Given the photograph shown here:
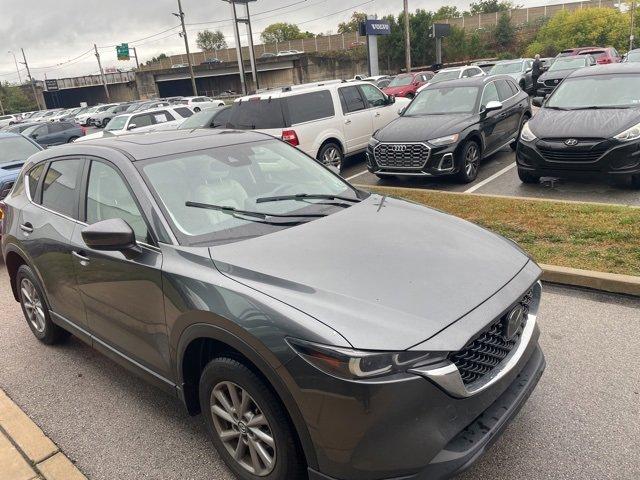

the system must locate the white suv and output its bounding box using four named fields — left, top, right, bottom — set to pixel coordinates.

left=0, top=114, right=21, bottom=128
left=417, top=66, right=485, bottom=92
left=178, top=96, right=226, bottom=112
left=229, top=80, right=411, bottom=170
